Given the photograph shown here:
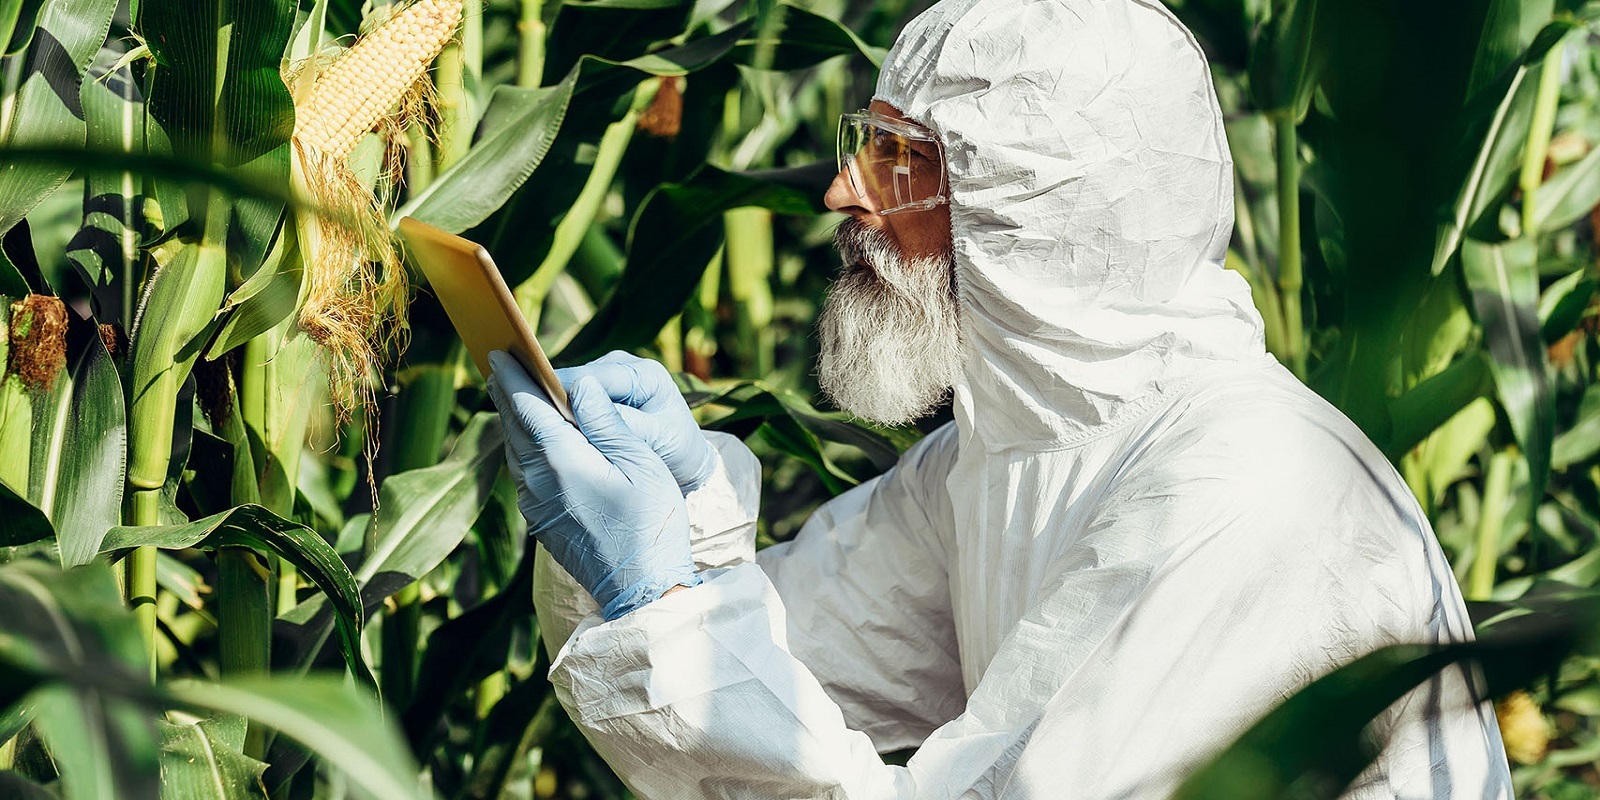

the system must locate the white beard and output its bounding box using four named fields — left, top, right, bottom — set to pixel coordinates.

left=817, top=220, right=963, bottom=426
